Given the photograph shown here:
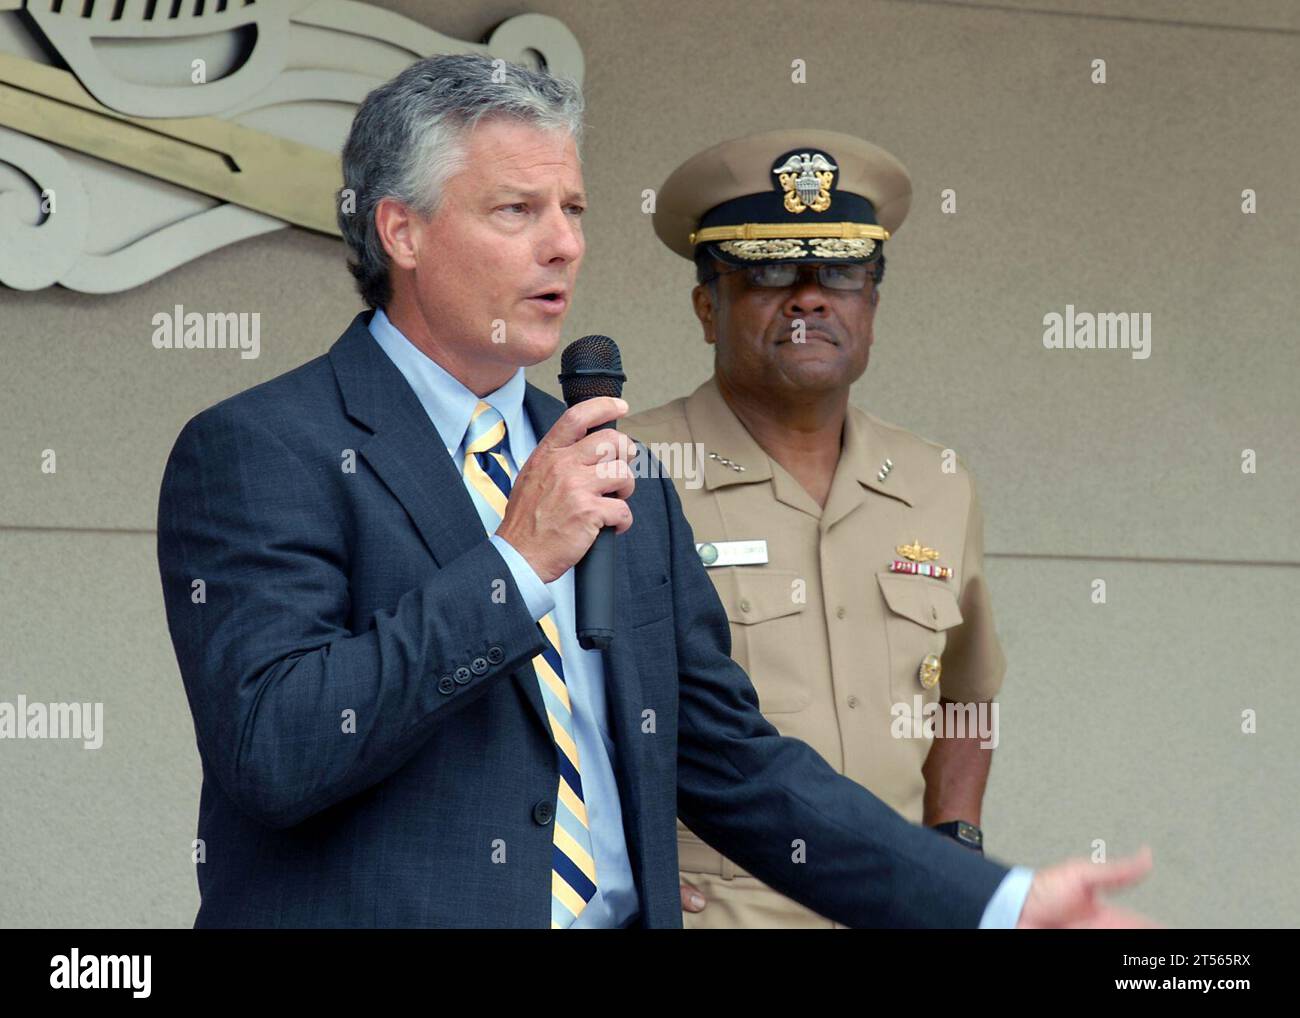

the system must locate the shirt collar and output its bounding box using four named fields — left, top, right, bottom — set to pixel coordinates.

left=367, top=306, right=530, bottom=465
left=683, top=375, right=773, bottom=489
left=684, top=373, right=912, bottom=508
